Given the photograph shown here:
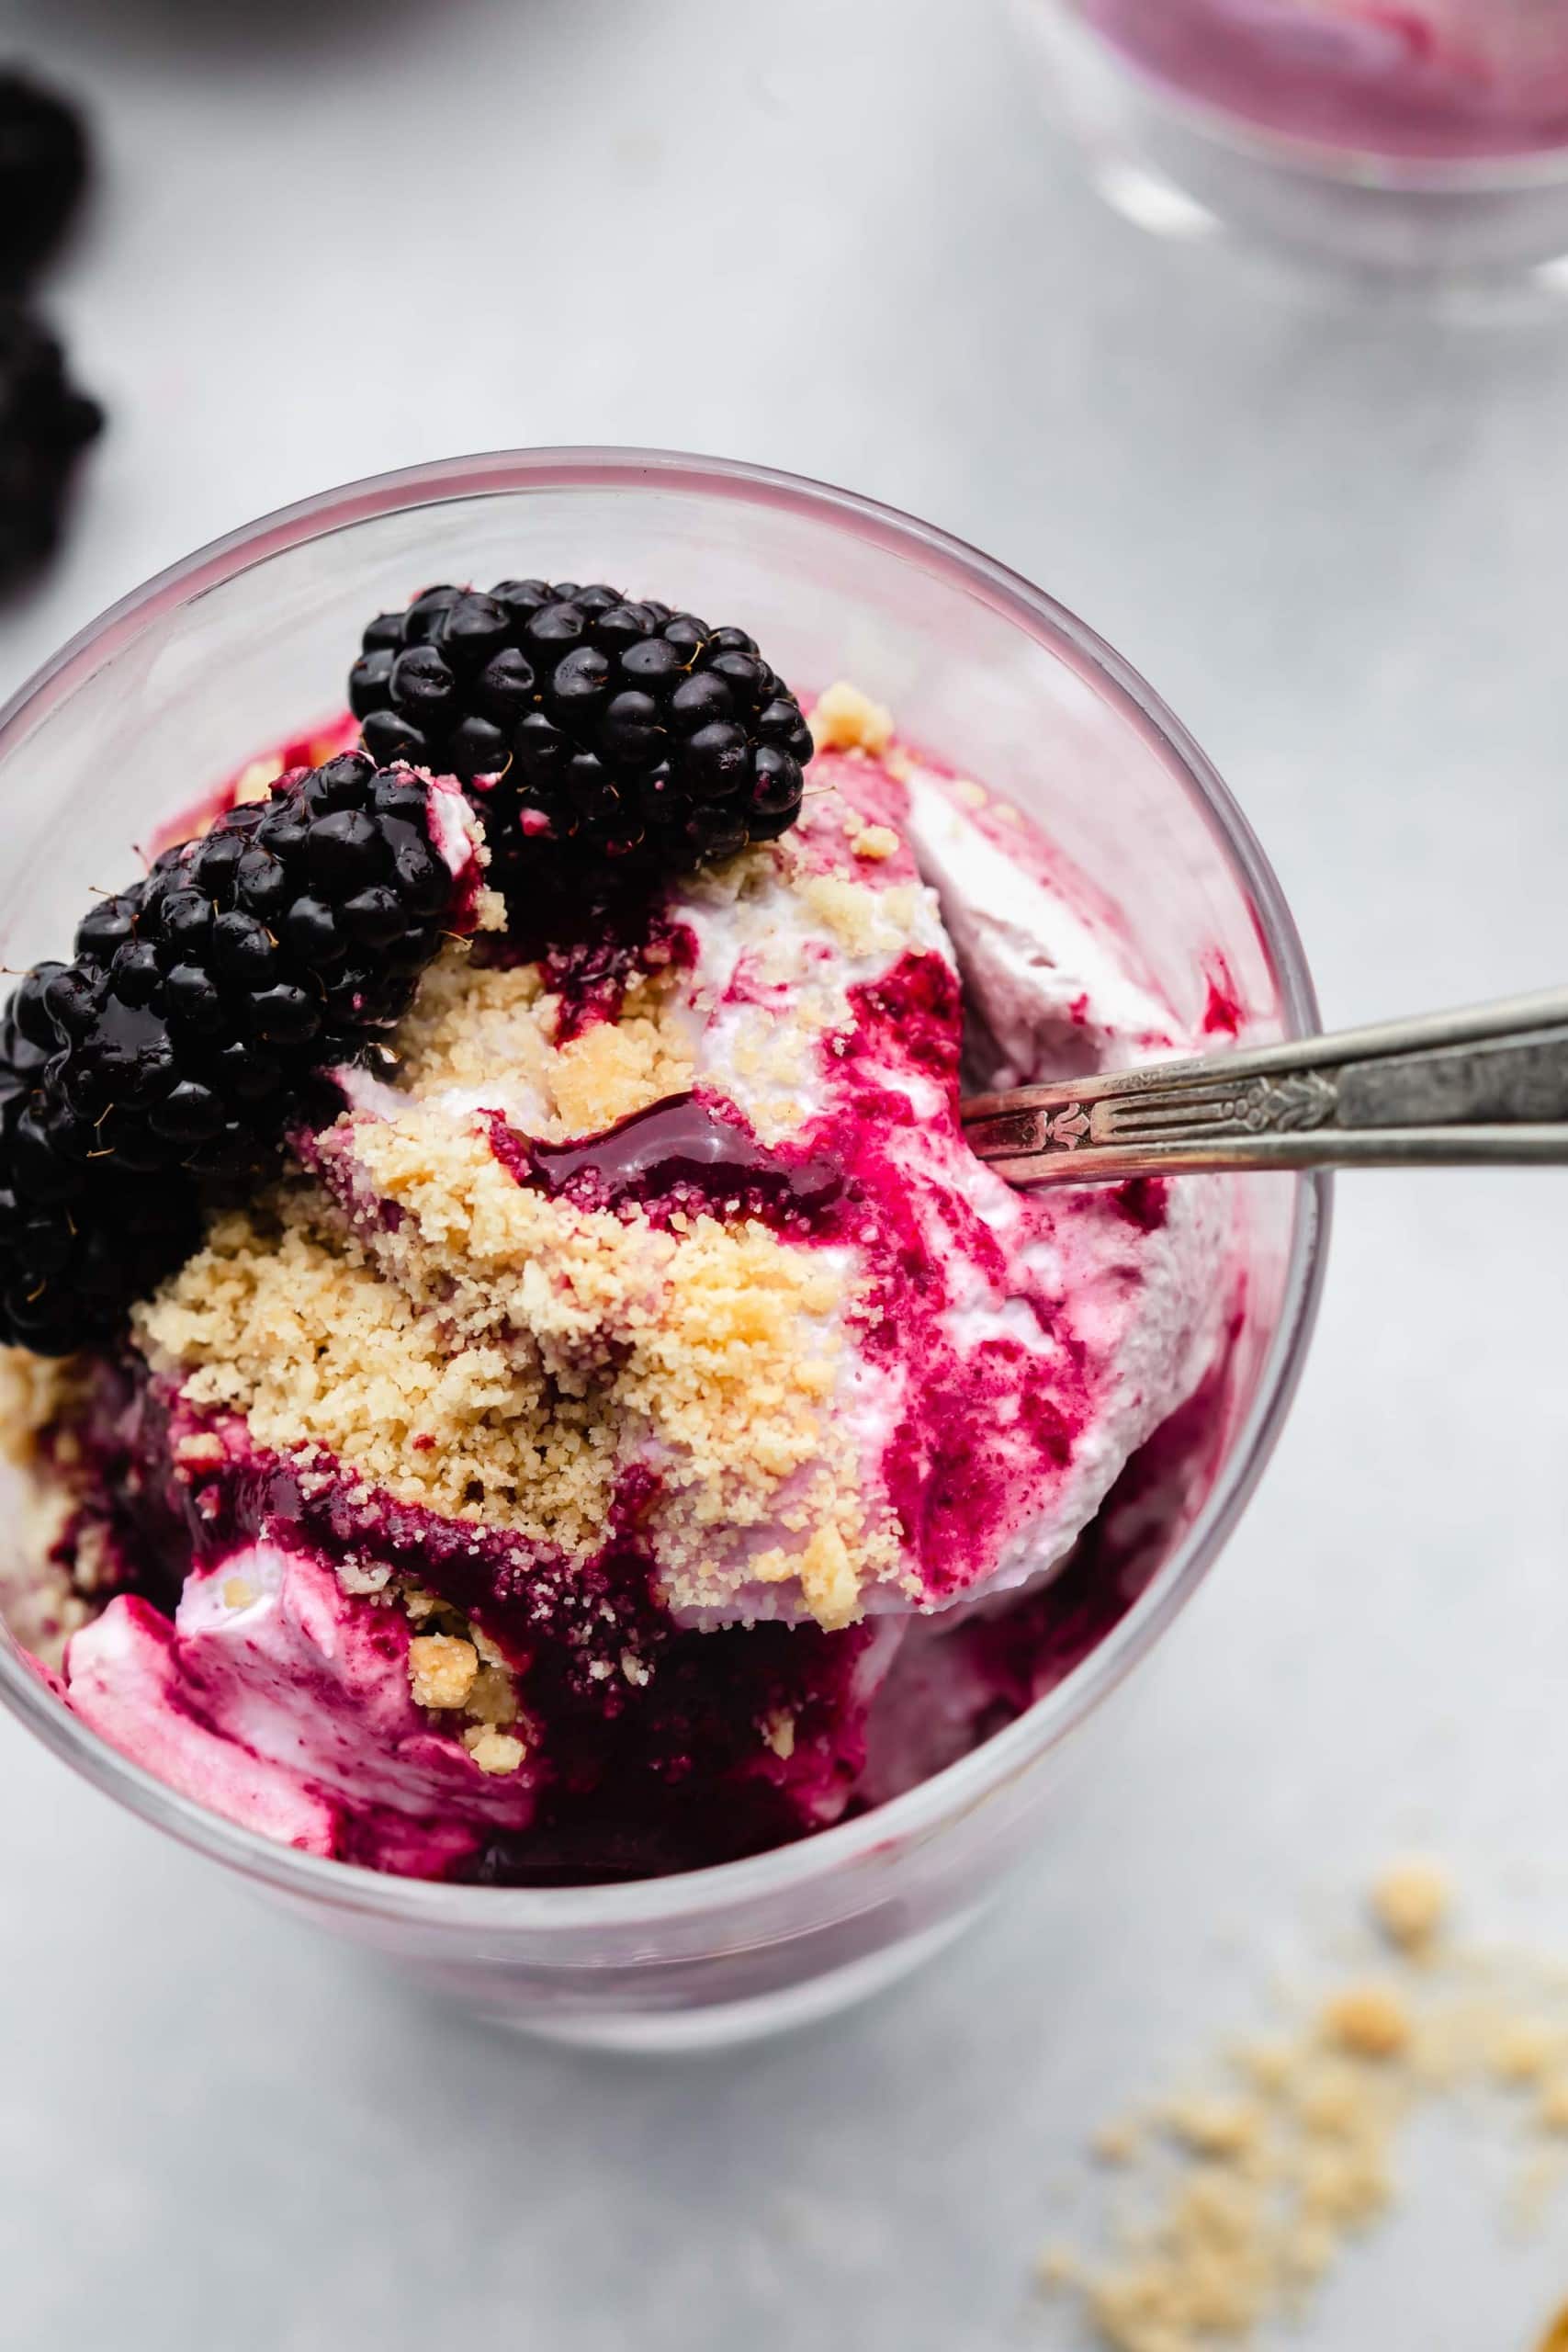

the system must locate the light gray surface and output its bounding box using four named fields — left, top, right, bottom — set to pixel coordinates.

left=3, top=3, right=1568, bottom=2346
